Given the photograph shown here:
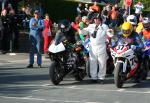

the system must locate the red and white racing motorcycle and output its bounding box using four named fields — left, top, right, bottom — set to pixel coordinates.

left=110, top=43, right=140, bottom=88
